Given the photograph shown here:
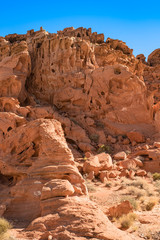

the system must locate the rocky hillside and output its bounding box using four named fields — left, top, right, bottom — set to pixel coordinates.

left=0, top=27, right=160, bottom=240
